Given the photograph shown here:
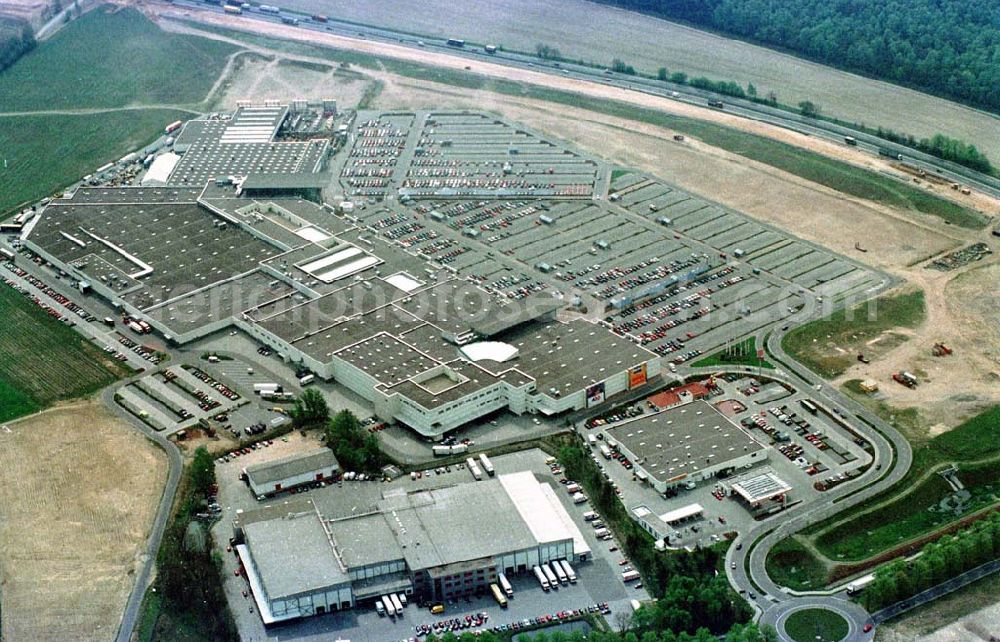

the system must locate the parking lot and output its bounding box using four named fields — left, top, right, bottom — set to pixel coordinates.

left=211, top=448, right=647, bottom=642
left=578, top=374, right=875, bottom=548
left=115, top=363, right=248, bottom=433
left=338, top=143, right=883, bottom=368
